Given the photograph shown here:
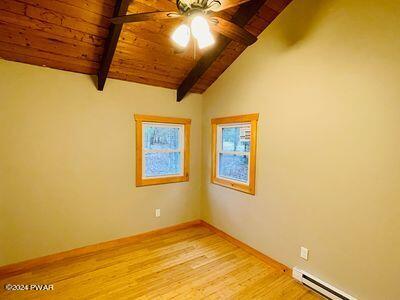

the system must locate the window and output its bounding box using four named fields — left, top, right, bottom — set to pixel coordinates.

left=135, top=115, right=190, bottom=186
left=211, top=114, right=258, bottom=194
